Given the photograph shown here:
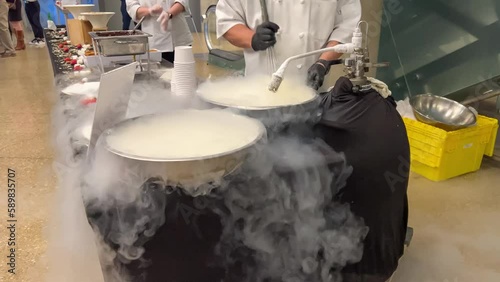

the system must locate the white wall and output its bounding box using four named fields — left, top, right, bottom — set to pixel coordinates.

left=326, top=0, right=384, bottom=86
left=201, top=0, right=214, bottom=14
left=101, top=0, right=123, bottom=31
